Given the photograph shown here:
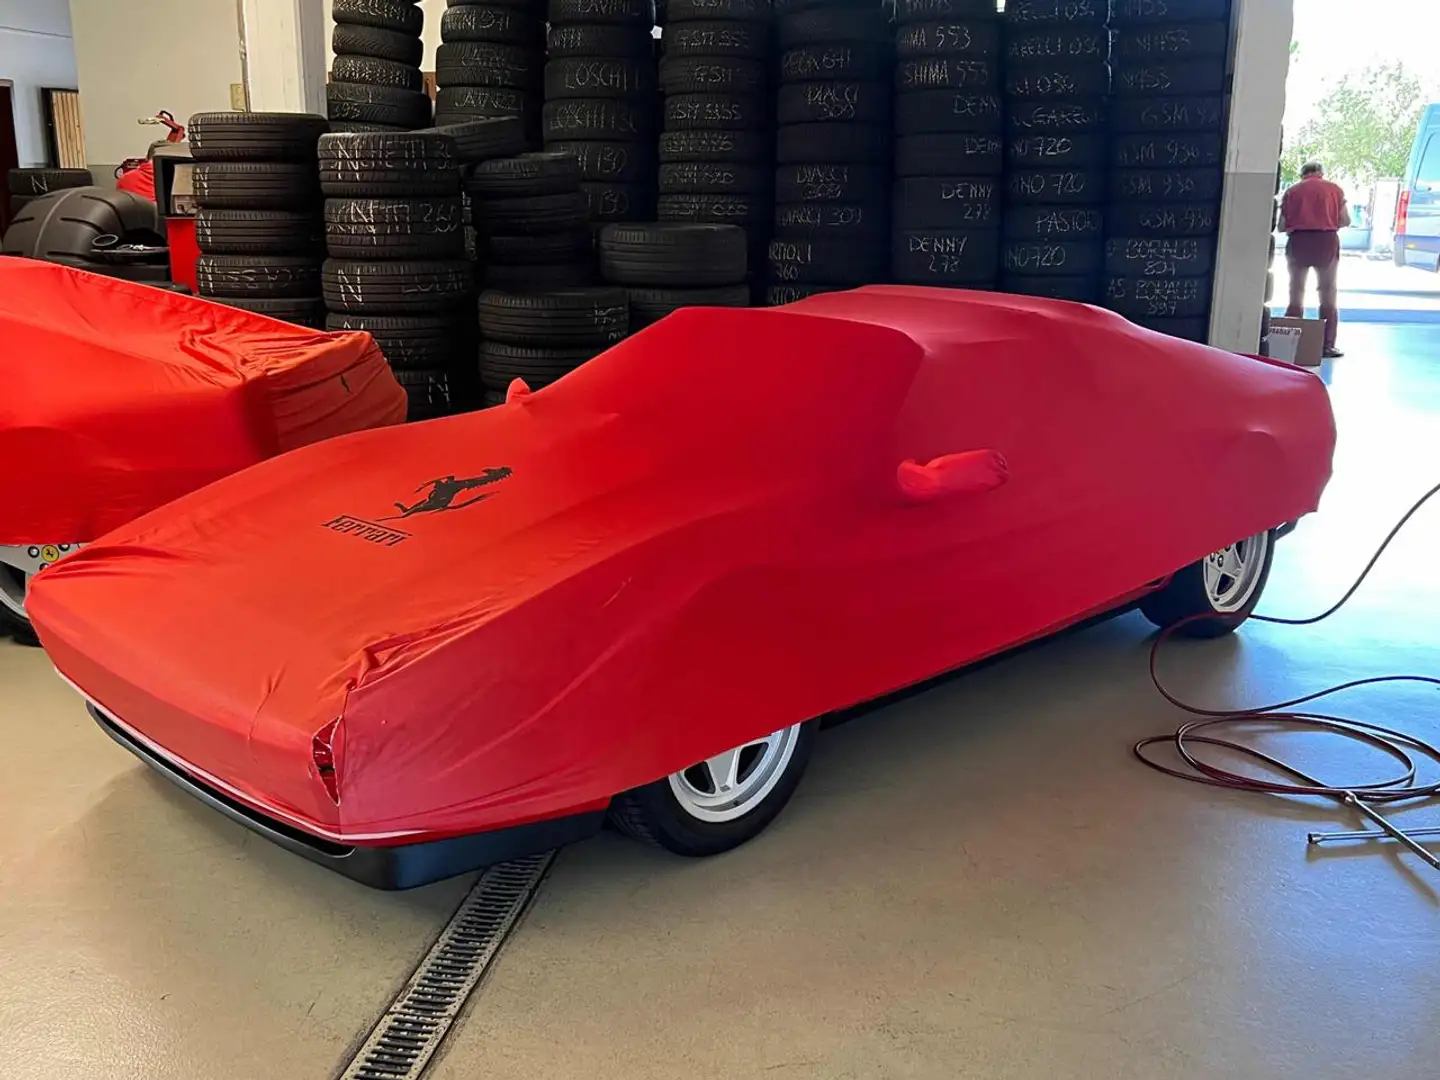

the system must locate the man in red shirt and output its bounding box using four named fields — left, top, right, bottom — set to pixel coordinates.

left=1279, top=161, right=1351, bottom=358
